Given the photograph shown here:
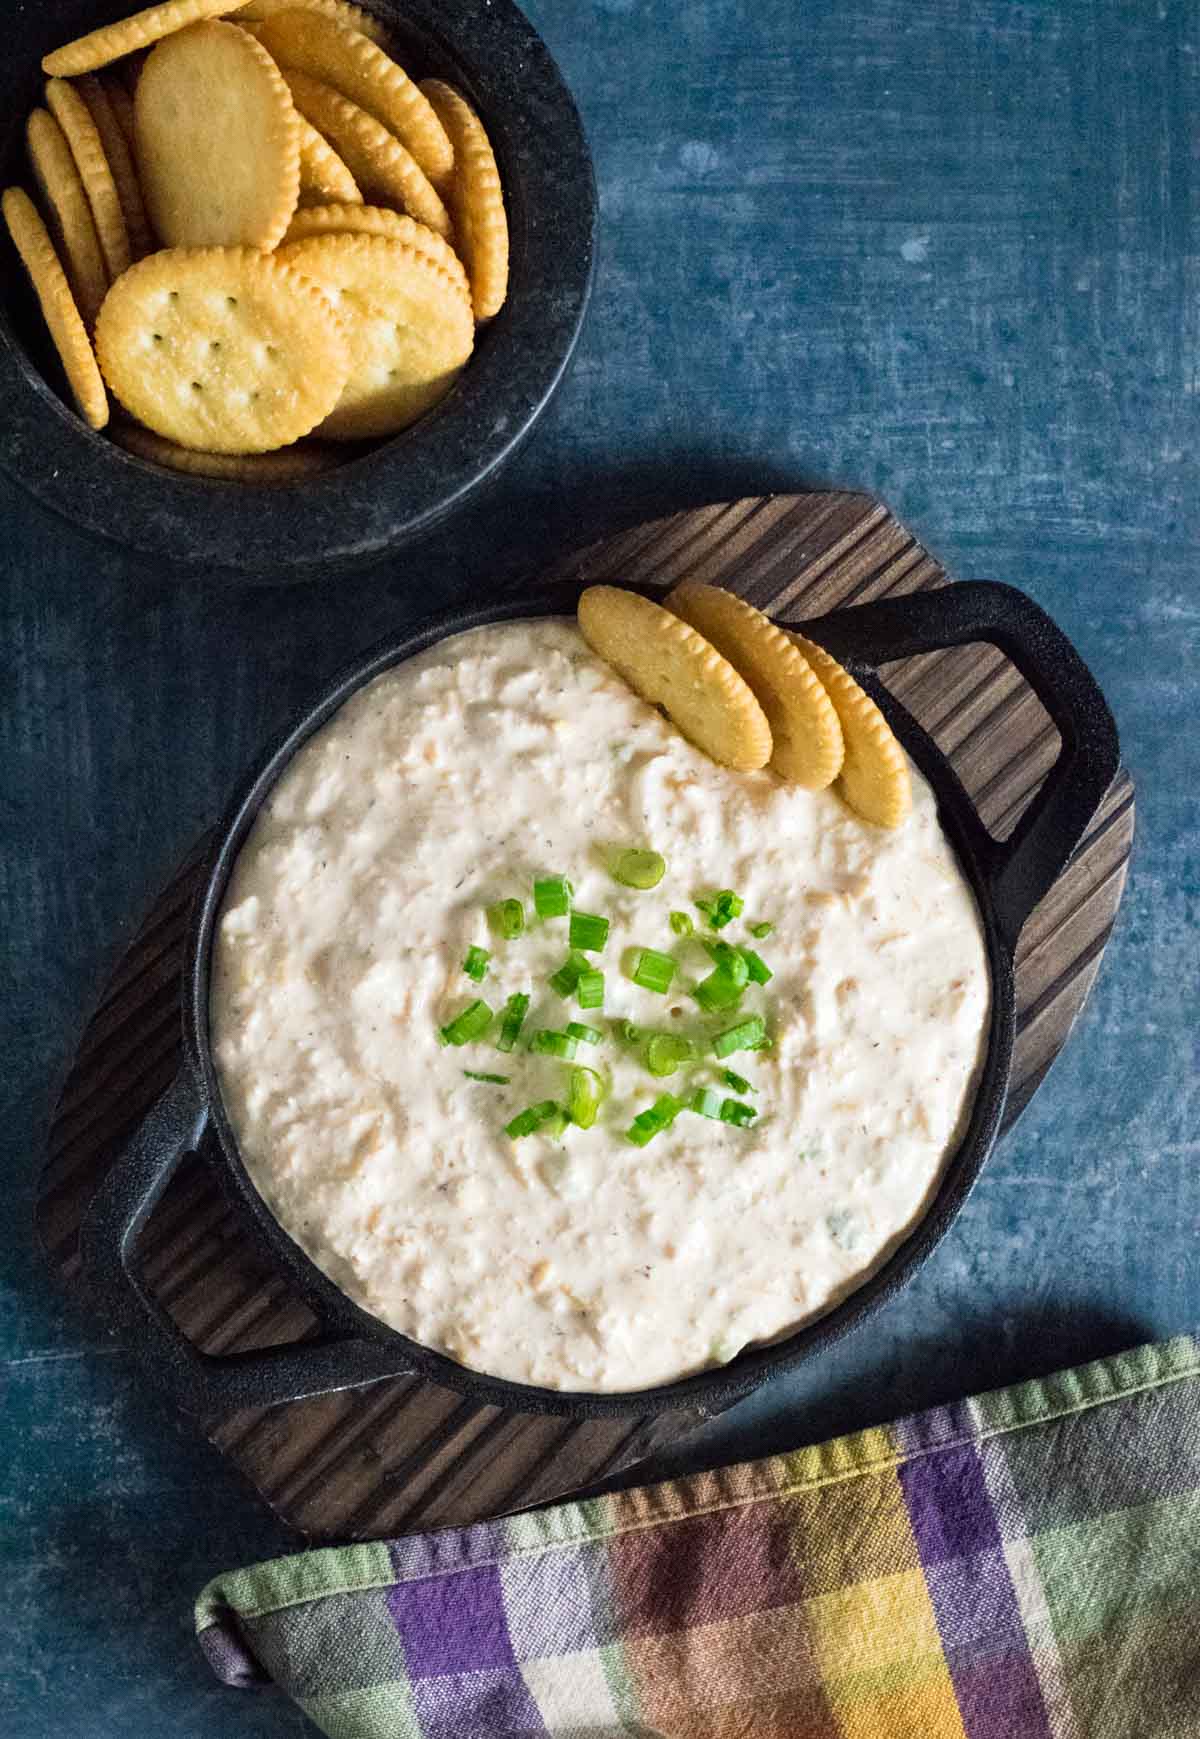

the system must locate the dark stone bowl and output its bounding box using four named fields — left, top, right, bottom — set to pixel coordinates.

left=0, top=0, right=595, bottom=576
